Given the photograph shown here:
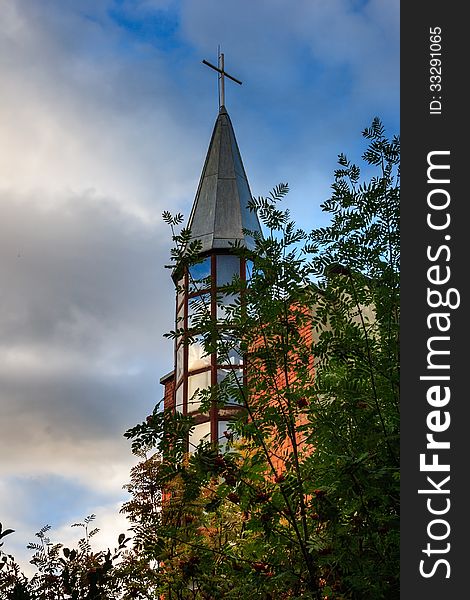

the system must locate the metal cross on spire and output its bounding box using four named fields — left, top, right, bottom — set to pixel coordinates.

left=202, top=49, right=242, bottom=109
